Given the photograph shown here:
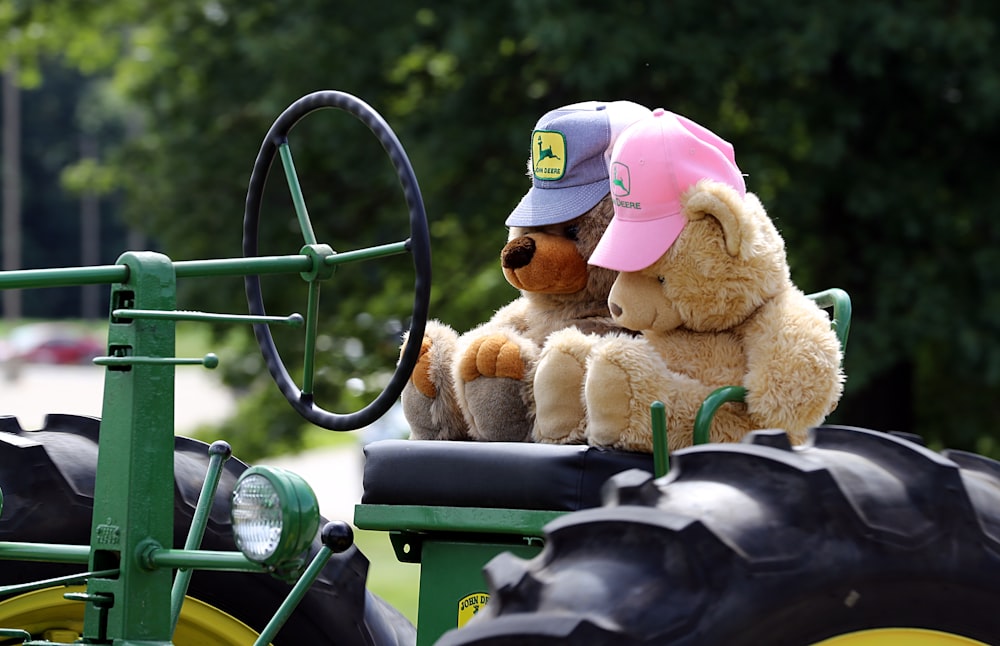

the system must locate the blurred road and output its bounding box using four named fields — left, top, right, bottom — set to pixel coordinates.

left=1, top=363, right=235, bottom=433
left=0, top=363, right=369, bottom=522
